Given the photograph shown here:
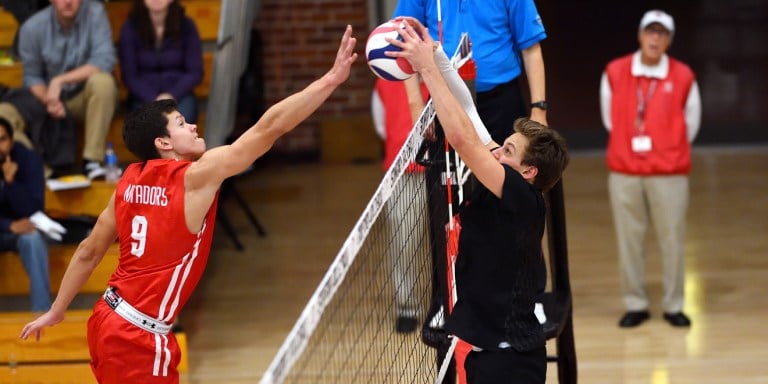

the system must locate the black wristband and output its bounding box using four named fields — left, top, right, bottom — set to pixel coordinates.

left=530, top=101, right=549, bottom=110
